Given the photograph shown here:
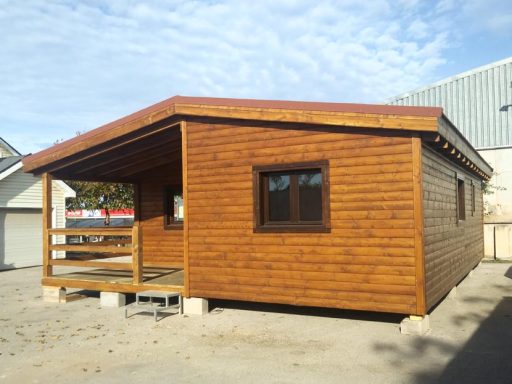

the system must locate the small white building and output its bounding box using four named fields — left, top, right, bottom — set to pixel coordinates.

left=0, top=138, right=75, bottom=270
